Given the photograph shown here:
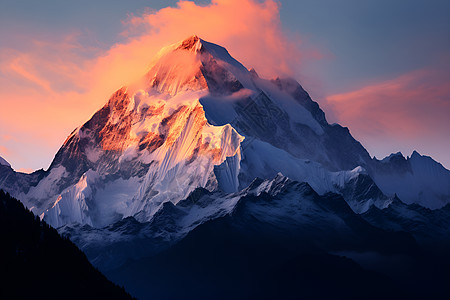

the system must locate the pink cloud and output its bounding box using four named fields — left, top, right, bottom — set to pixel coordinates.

left=324, top=68, right=450, bottom=166
left=0, top=145, right=10, bottom=156
left=325, top=69, right=450, bottom=137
